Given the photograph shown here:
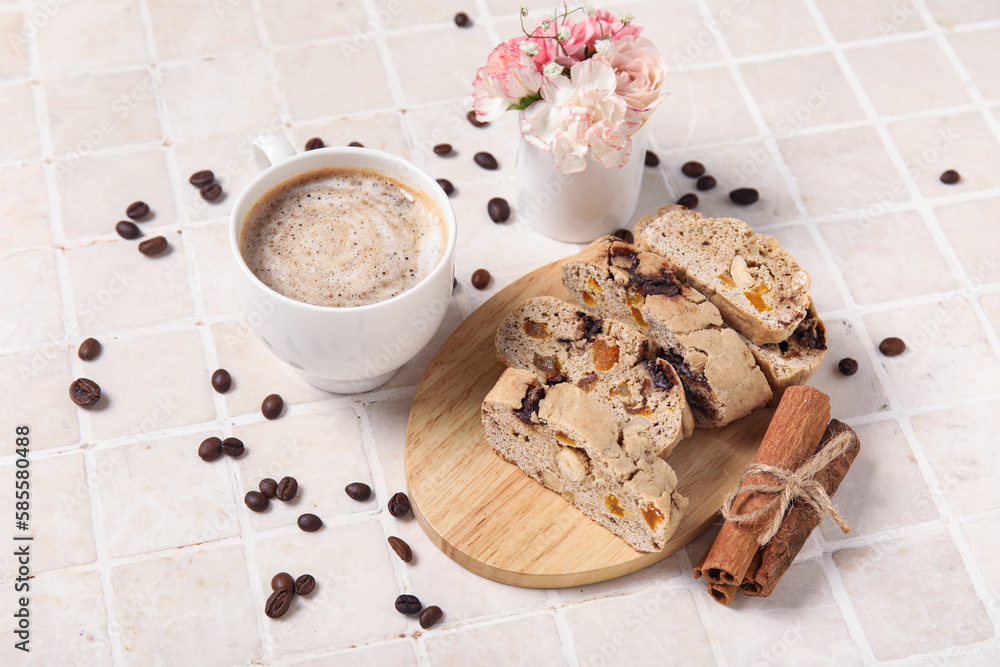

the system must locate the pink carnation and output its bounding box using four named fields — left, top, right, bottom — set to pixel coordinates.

left=472, top=38, right=544, bottom=122
left=526, top=9, right=643, bottom=68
